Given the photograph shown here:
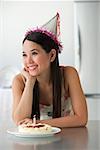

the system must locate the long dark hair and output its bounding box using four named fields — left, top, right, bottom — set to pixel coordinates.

left=23, top=31, right=62, bottom=119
